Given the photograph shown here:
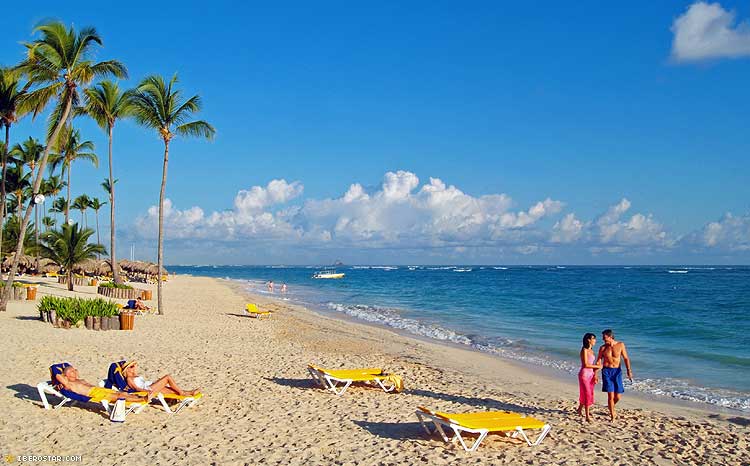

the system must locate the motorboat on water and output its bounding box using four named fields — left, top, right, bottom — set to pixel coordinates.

left=312, top=268, right=345, bottom=279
